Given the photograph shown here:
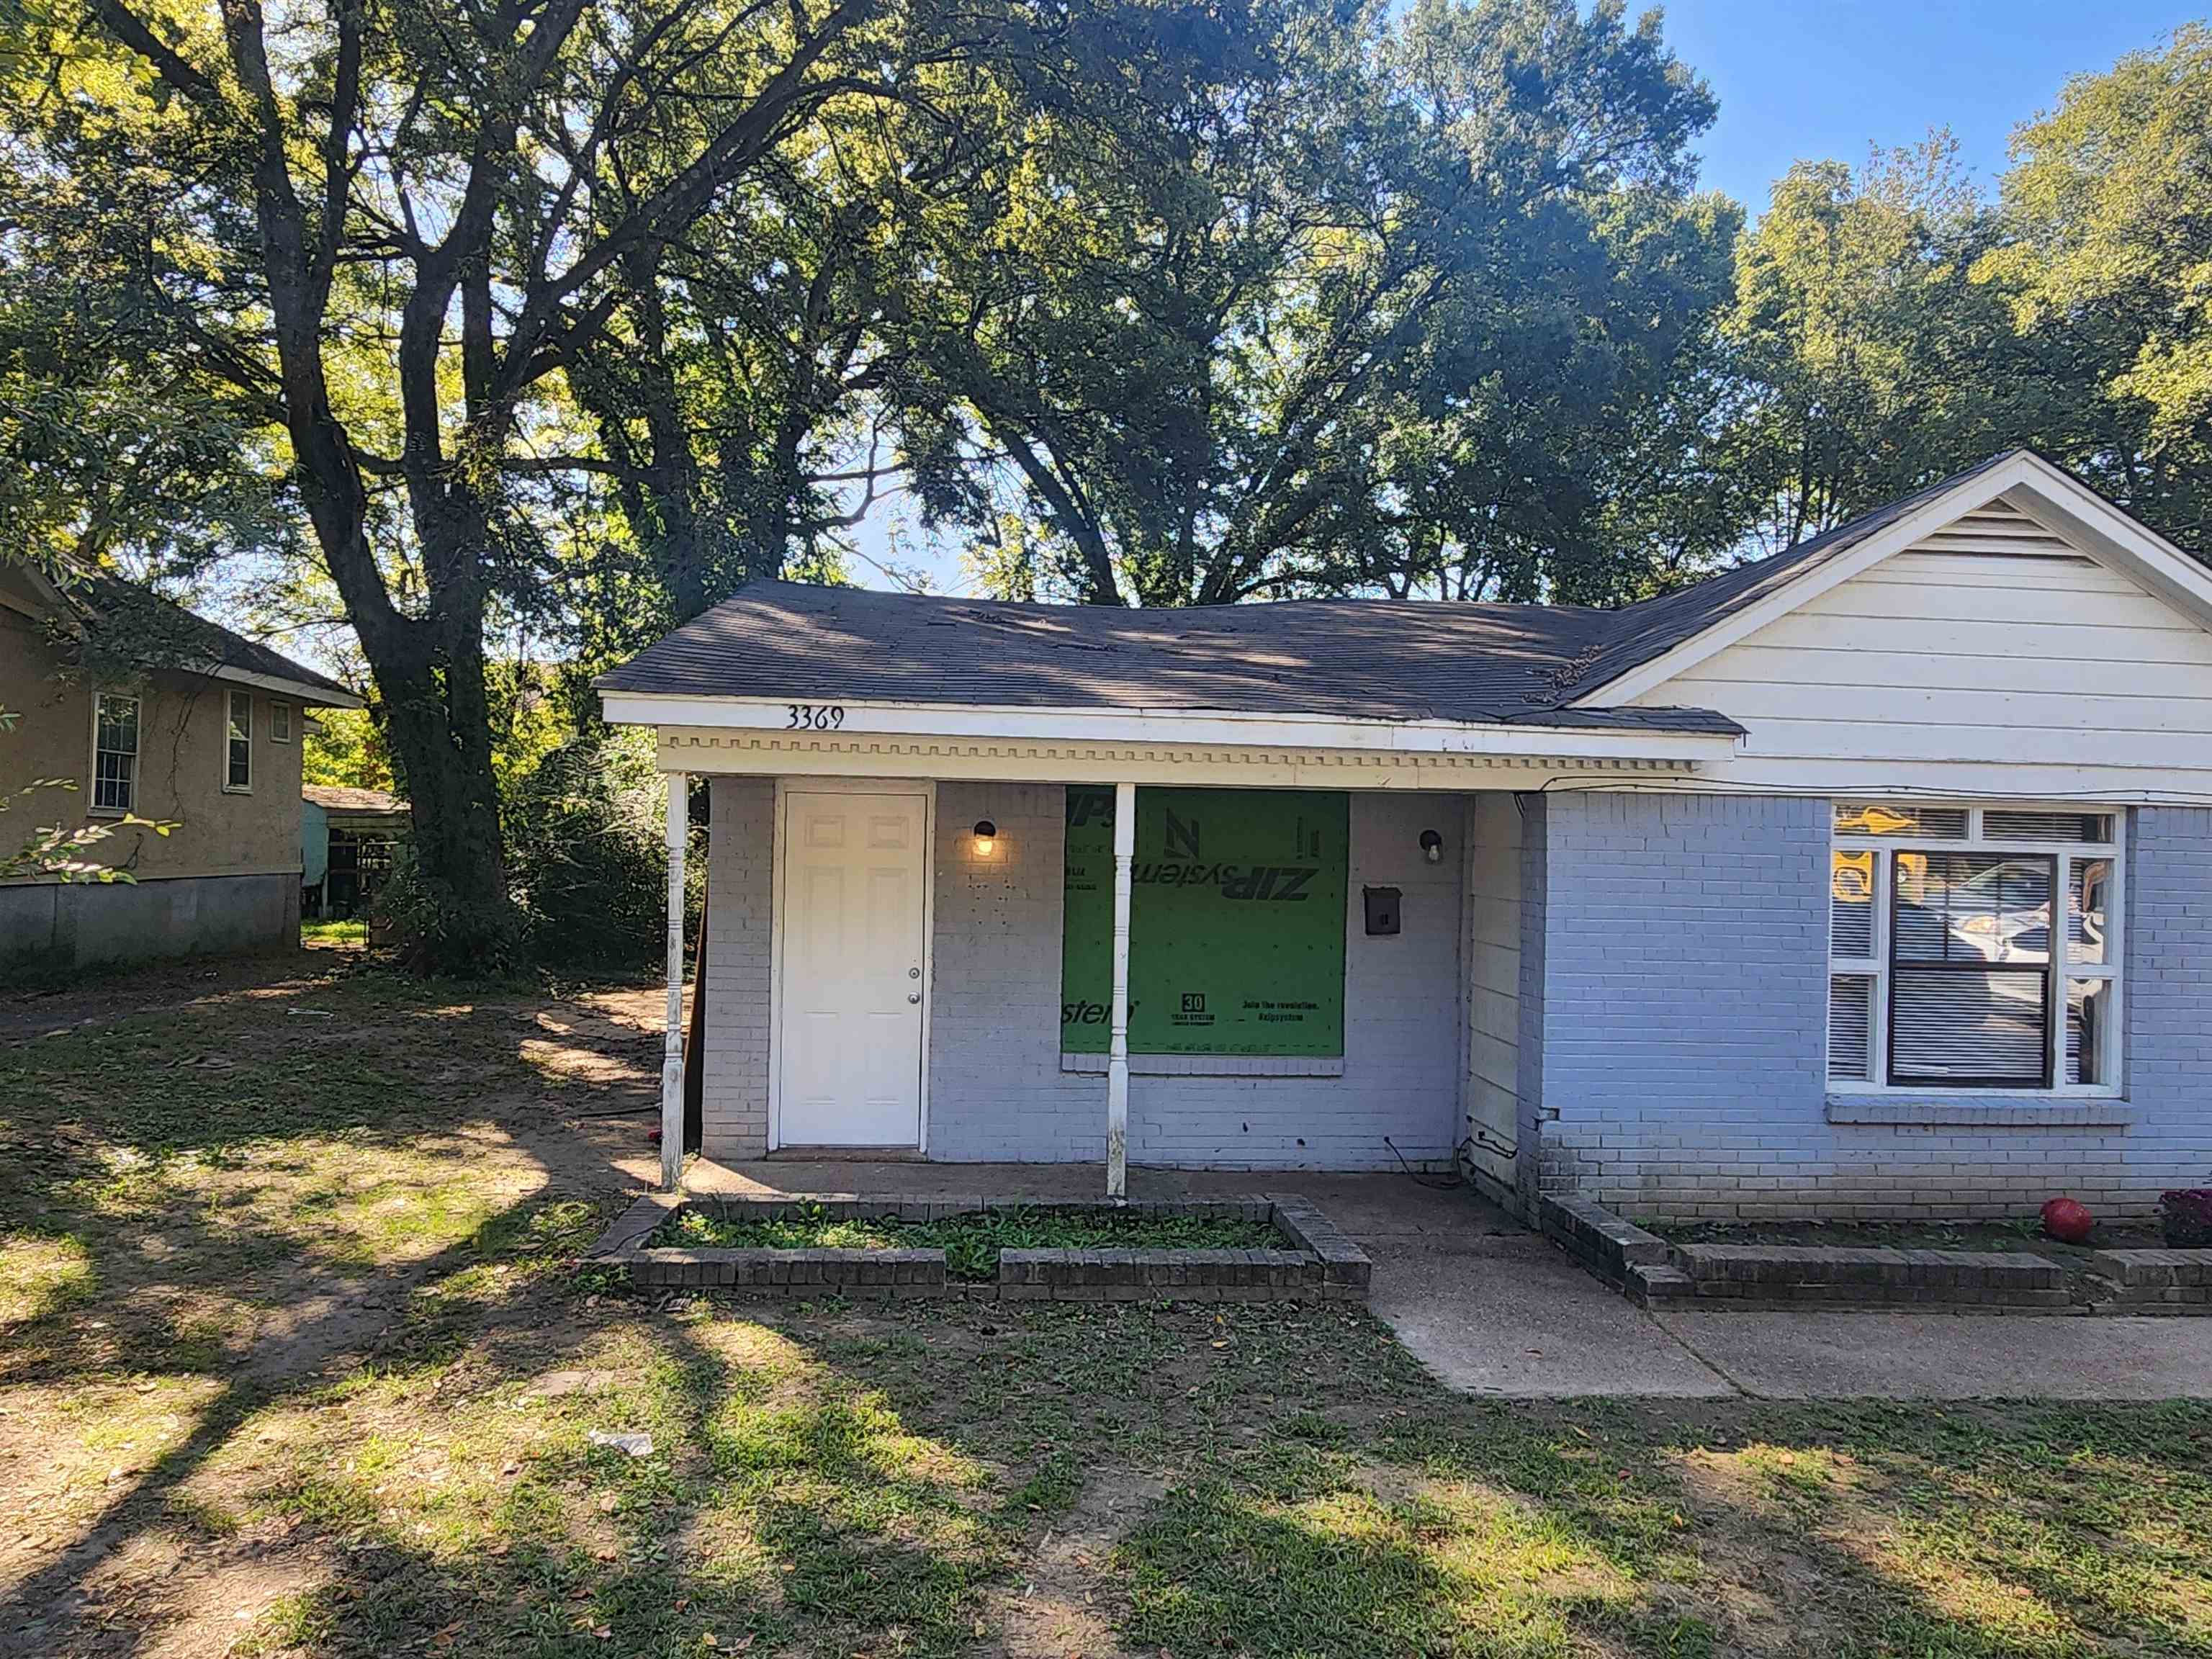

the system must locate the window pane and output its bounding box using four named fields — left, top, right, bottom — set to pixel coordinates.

left=1891, top=968, right=2049, bottom=1084
left=1831, top=850, right=1875, bottom=957
left=1829, top=975, right=1872, bottom=1081
left=1835, top=801, right=1967, bottom=838
left=2067, top=858, right=2112, bottom=966
left=2065, top=979, right=2110, bottom=1087
left=1985, top=809, right=2115, bottom=843
left=227, top=691, right=251, bottom=788
left=94, top=751, right=132, bottom=813
left=1892, top=853, right=2051, bottom=966
left=94, top=696, right=138, bottom=813
left=96, top=696, right=138, bottom=754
